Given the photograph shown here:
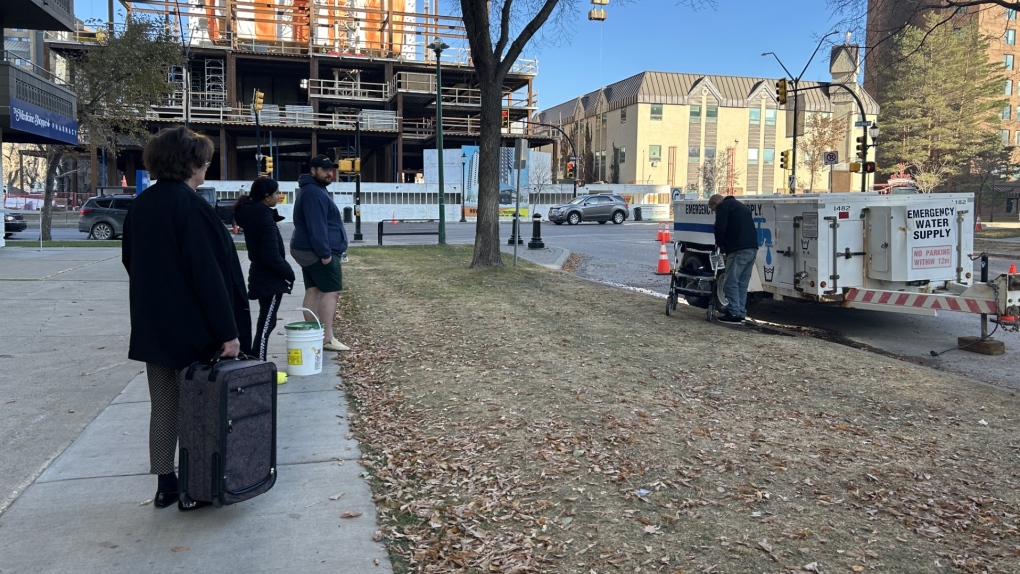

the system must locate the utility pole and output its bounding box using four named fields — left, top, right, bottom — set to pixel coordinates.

left=763, top=30, right=840, bottom=193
